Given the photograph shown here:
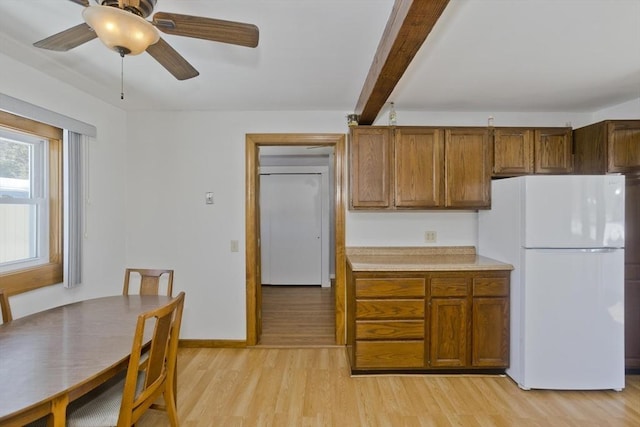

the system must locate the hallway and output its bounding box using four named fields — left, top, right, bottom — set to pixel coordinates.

left=259, top=285, right=335, bottom=346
